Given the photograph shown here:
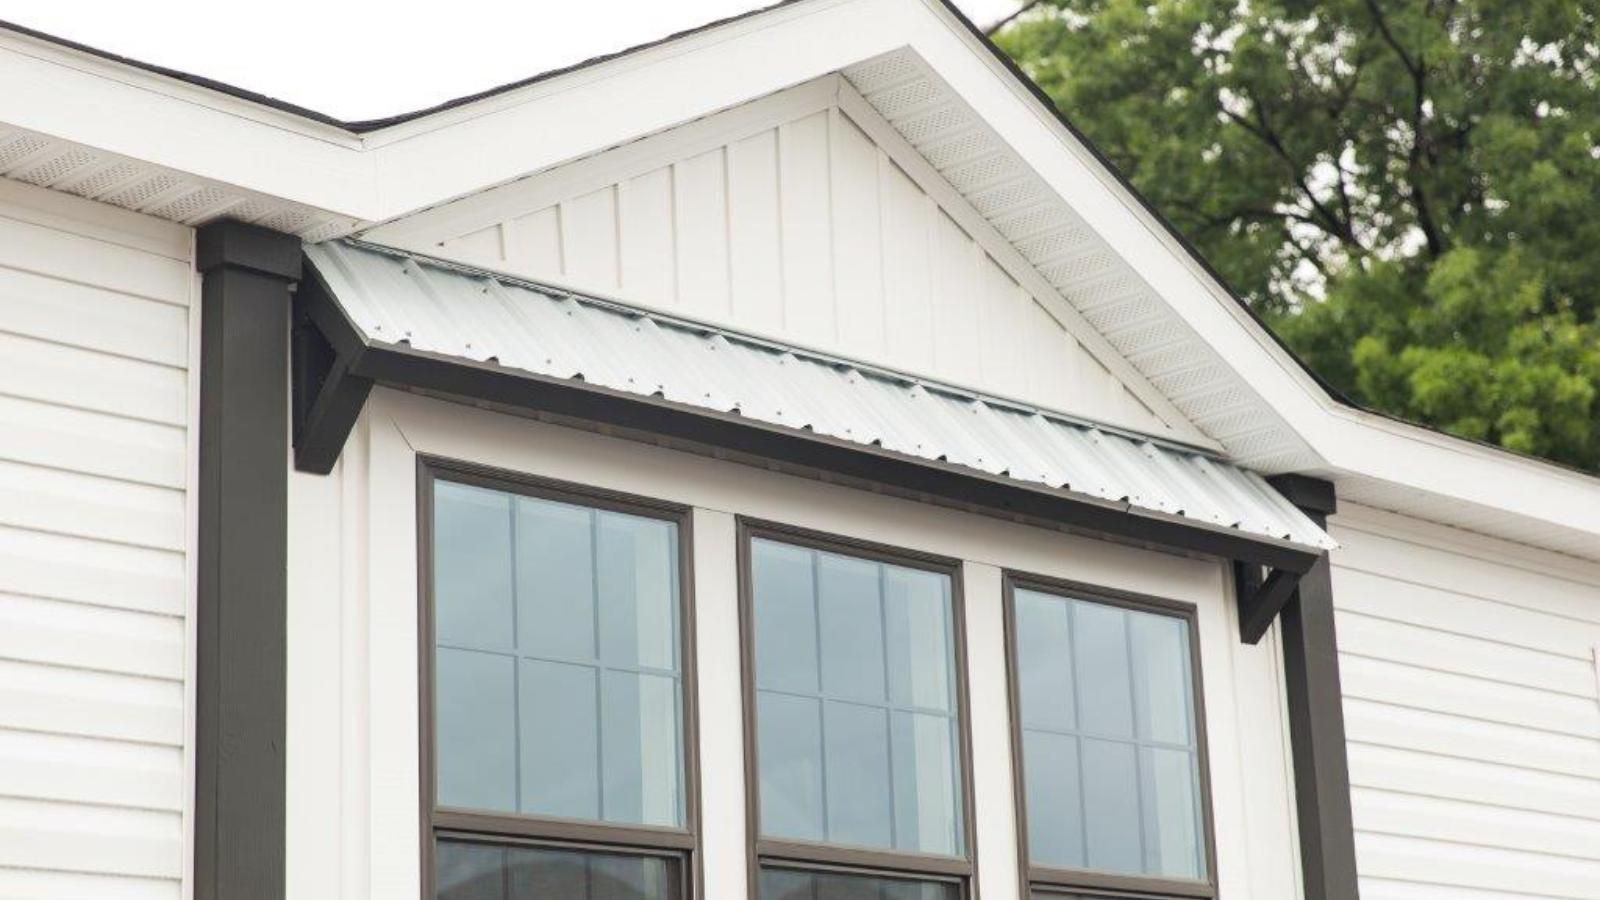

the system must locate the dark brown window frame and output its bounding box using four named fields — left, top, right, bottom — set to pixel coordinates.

left=1002, top=572, right=1220, bottom=900
left=417, top=456, right=704, bottom=900
left=735, top=517, right=981, bottom=898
